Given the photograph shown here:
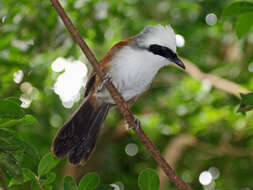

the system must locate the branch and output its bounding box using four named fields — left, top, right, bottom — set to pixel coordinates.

left=50, top=0, right=192, bottom=190
left=0, top=170, right=8, bottom=190
left=182, top=58, right=250, bottom=97
left=36, top=176, right=44, bottom=190
left=157, top=135, right=197, bottom=190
